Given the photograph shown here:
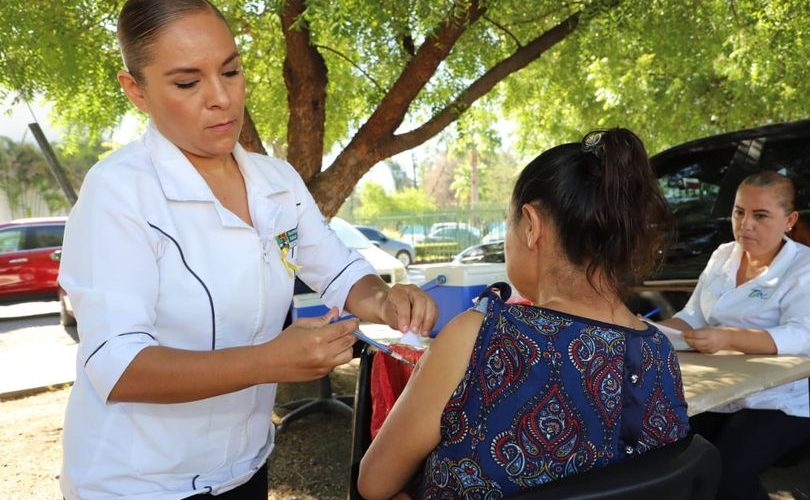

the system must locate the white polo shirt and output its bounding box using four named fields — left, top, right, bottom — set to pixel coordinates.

left=674, top=238, right=810, bottom=417
left=59, top=123, right=375, bottom=499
